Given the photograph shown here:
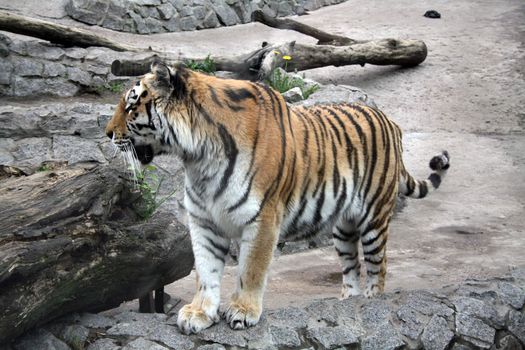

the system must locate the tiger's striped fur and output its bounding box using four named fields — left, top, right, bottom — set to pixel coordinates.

left=105, top=61, right=450, bottom=334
